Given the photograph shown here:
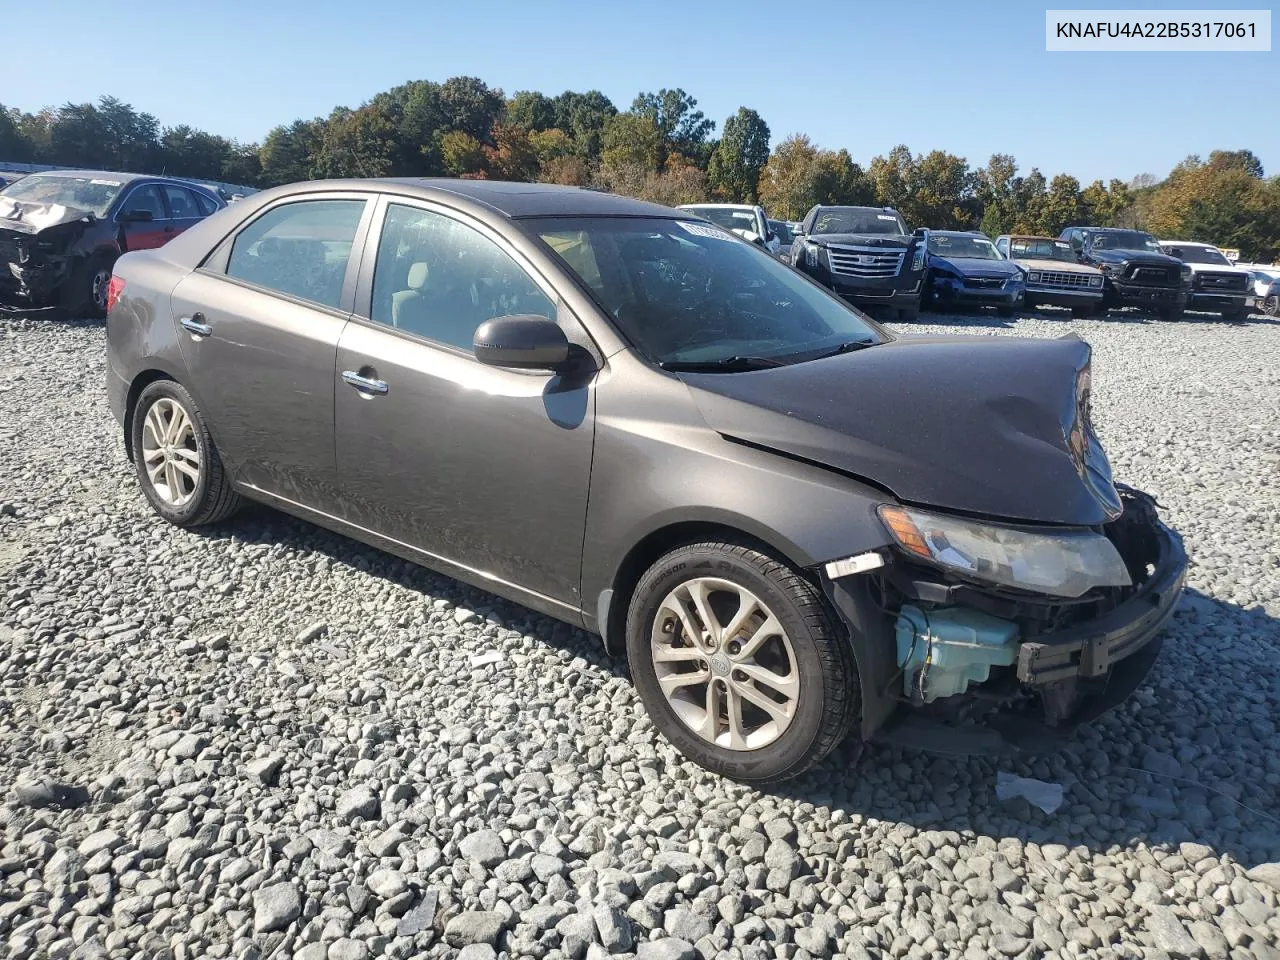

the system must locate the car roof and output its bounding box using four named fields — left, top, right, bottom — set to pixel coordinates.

left=24, top=169, right=145, bottom=184
left=931, top=230, right=986, bottom=237
left=678, top=203, right=754, bottom=209
left=1004, top=234, right=1061, bottom=241
left=378, top=178, right=687, bottom=219
left=1159, top=239, right=1215, bottom=248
